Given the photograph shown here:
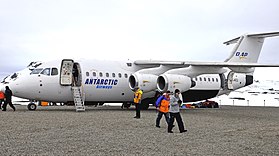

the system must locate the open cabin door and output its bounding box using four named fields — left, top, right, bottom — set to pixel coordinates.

left=219, top=73, right=226, bottom=90
left=60, top=59, right=74, bottom=86
left=60, top=59, right=85, bottom=111
left=227, top=71, right=234, bottom=90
